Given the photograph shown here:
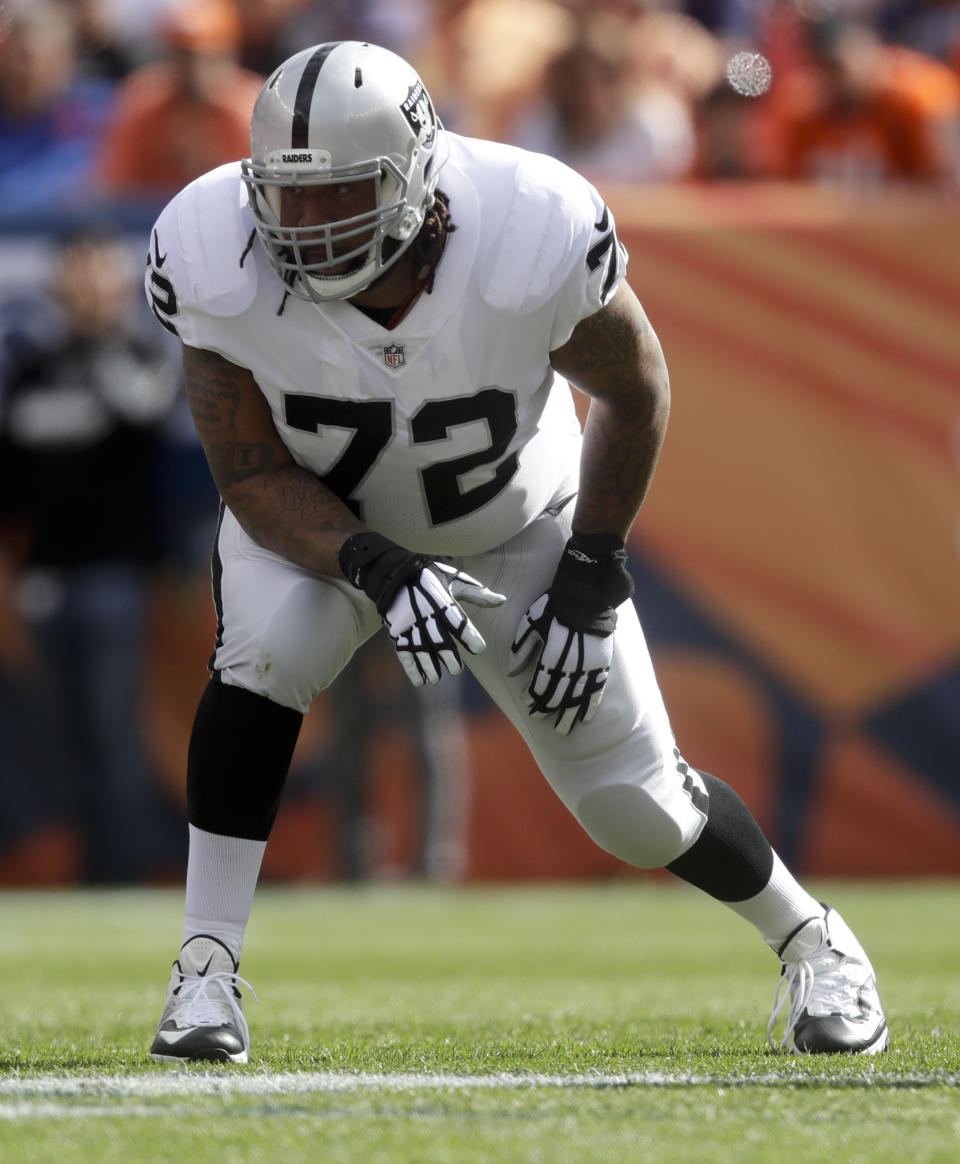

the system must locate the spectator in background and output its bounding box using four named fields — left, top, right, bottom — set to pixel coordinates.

left=324, top=633, right=471, bottom=882
left=417, top=0, right=576, bottom=141
left=0, top=229, right=180, bottom=882
left=692, top=79, right=764, bottom=180
left=509, top=12, right=699, bottom=183
left=67, top=0, right=140, bottom=81
left=0, top=516, right=52, bottom=866
left=230, top=0, right=310, bottom=76
left=680, top=0, right=757, bottom=41
left=273, top=0, right=432, bottom=67
left=760, top=14, right=960, bottom=187
left=879, top=0, right=960, bottom=66
left=0, top=1, right=116, bottom=219
left=97, top=0, right=262, bottom=205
